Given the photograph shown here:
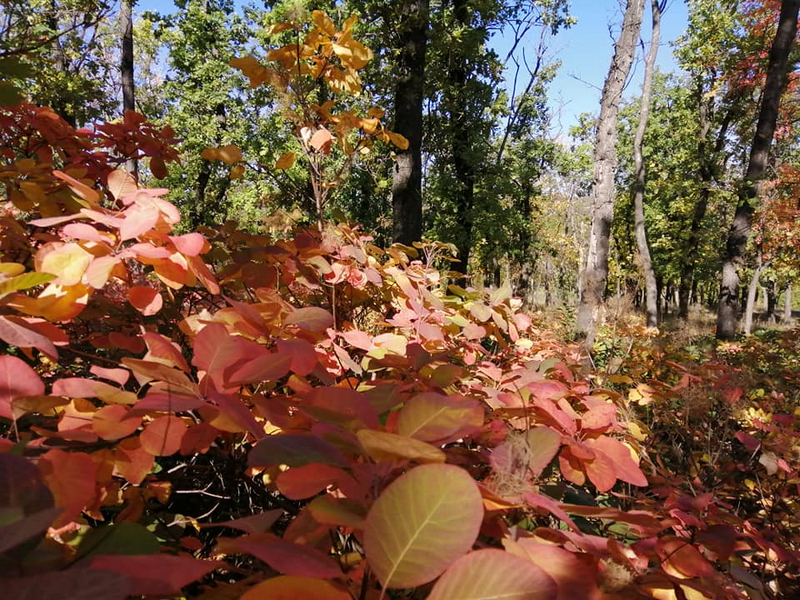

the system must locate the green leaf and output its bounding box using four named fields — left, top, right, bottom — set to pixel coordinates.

left=75, top=522, right=161, bottom=559
left=0, top=272, right=56, bottom=297
left=364, top=464, right=483, bottom=590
